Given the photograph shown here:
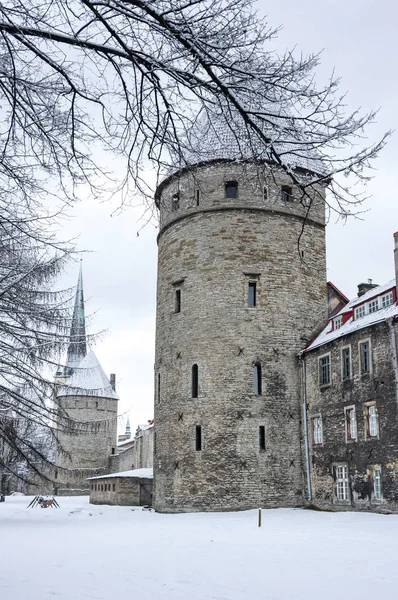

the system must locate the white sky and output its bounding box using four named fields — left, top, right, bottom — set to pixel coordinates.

left=58, top=0, right=398, bottom=434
